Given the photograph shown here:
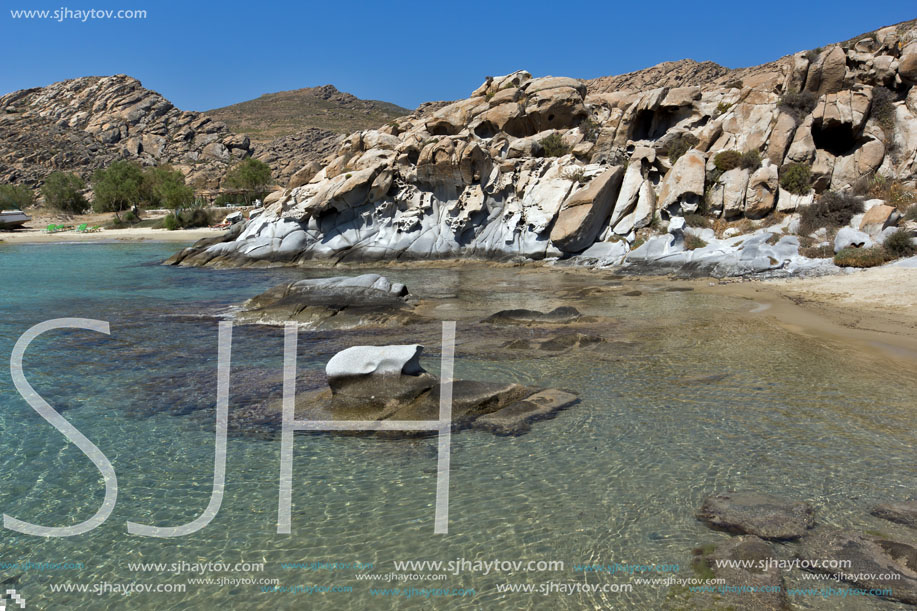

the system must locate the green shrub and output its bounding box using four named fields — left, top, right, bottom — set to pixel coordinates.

left=41, top=172, right=88, bottom=214
left=798, top=191, right=863, bottom=235
left=146, top=165, right=194, bottom=210
left=740, top=149, right=762, bottom=170
left=540, top=133, right=569, bottom=157
left=161, top=209, right=212, bottom=230
left=779, top=162, right=812, bottom=195
left=579, top=118, right=600, bottom=142
left=715, top=102, right=733, bottom=116
left=684, top=234, right=708, bottom=250
left=162, top=213, right=181, bottom=230
left=714, top=150, right=742, bottom=172
left=799, top=244, right=834, bottom=258
left=779, top=89, right=817, bottom=122
left=684, top=213, right=711, bottom=228
left=224, top=158, right=273, bottom=203
left=665, top=133, right=699, bottom=163
left=0, top=184, right=34, bottom=210
left=871, top=86, right=896, bottom=135
left=92, top=161, right=147, bottom=213
left=883, top=228, right=916, bottom=258
left=834, top=246, right=889, bottom=267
